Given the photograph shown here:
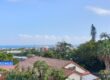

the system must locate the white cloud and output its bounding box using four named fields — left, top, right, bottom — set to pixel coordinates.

left=0, top=34, right=90, bottom=45
left=86, top=6, right=110, bottom=16
left=18, top=34, right=90, bottom=45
